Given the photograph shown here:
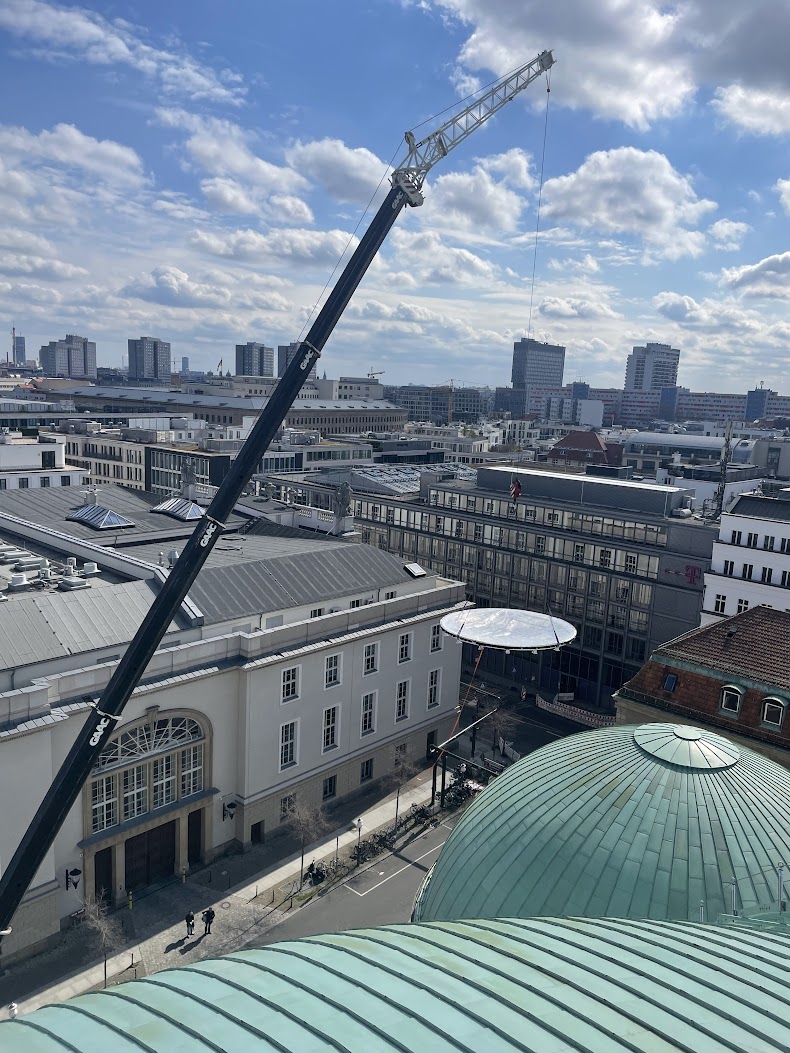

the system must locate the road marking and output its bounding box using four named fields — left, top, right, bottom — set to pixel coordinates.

left=346, top=842, right=446, bottom=897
